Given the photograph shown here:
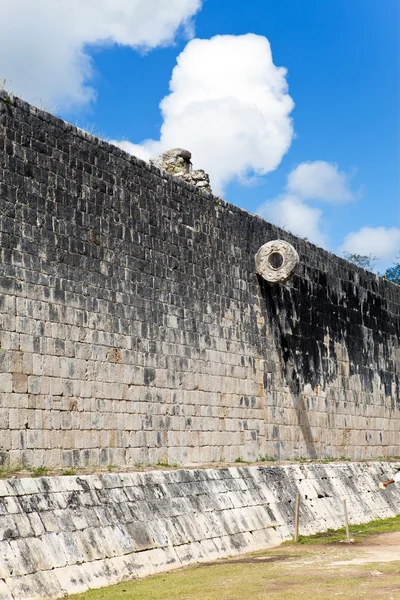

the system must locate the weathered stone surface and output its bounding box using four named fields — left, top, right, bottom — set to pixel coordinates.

left=0, top=464, right=398, bottom=598
left=0, top=91, right=399, bottom=467
left=150, top=148, right=212, bottom=193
